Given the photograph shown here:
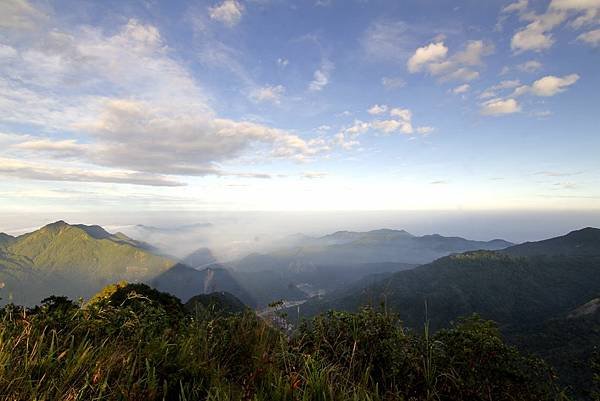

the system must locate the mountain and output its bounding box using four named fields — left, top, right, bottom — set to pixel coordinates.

left=504, top=227, right=600, bottom=257
left=0, top=221, right=175, bottom=306
left=0, top=233, right=15, bottom=247
left=235, top=229, right=513, bottom=269
left=181, top=247, right=217, bottom=268
left=295, top=228, right=600, bottom=398
left=151, top=264, right=256, bottom=306
left=184, top=291, right=247, bottom=314
left=230, top=229, right=510, bottom=303
left=299, top=251, right=600, bottom=330
left=299, top=227, right=600, bottom=330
